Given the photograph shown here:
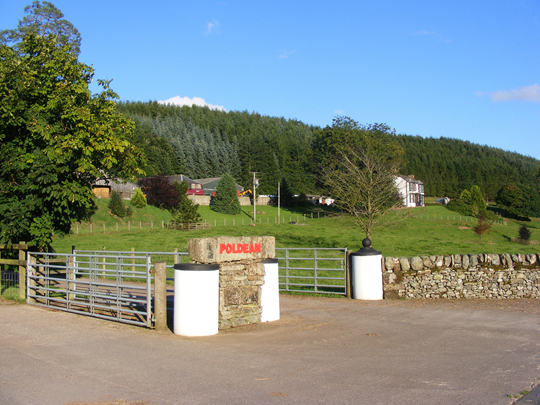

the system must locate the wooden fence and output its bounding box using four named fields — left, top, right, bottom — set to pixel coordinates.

left=73, top=215, right=318, bottom=234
